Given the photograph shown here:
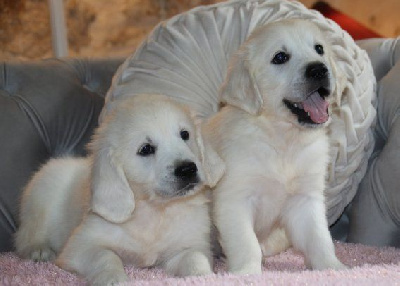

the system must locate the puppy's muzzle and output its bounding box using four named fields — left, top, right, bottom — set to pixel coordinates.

left=283, top=61, right=332, bottom=126
left=174, top=161, right=200, bottom=195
